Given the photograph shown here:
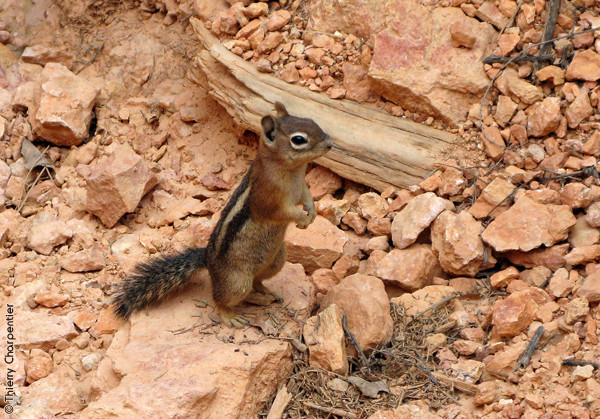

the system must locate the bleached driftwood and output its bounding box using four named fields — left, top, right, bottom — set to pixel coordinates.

left=191, top=18, right=456, bottom=191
